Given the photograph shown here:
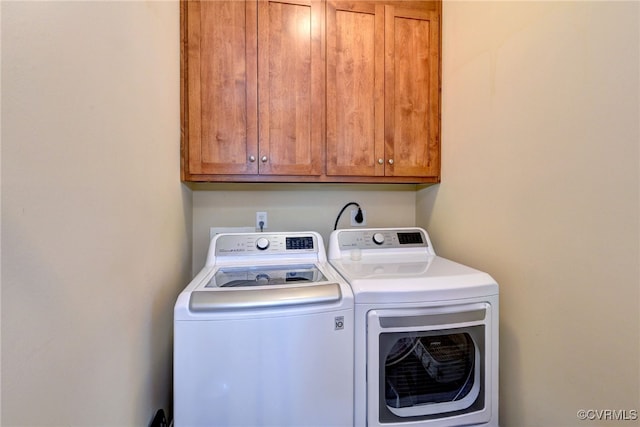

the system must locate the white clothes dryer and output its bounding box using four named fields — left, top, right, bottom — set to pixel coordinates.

left=328, top=227, right=499, bottom=427
left=174, top=231, right=354, bottom=427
